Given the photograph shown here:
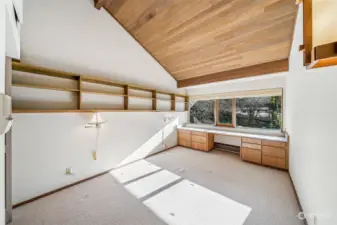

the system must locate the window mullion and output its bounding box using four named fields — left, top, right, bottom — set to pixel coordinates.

left=232, top=98, right=236, bottom=127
